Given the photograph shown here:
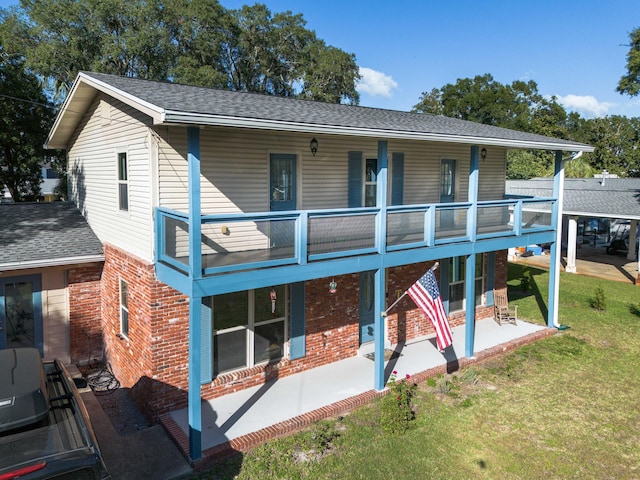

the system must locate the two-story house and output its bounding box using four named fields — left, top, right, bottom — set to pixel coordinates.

left=44, top=72, right=592, bottom=460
